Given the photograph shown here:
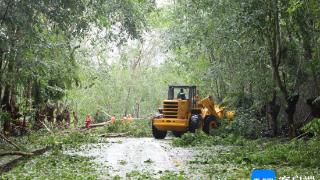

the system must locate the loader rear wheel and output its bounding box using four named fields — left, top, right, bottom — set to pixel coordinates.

left=189, top=114, right=201, bottom=133
left=152, top=125, right=167, bottom=139
left=203, top=115, right=217, bottom=134
left=172, top=131, right=184, bottom=137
